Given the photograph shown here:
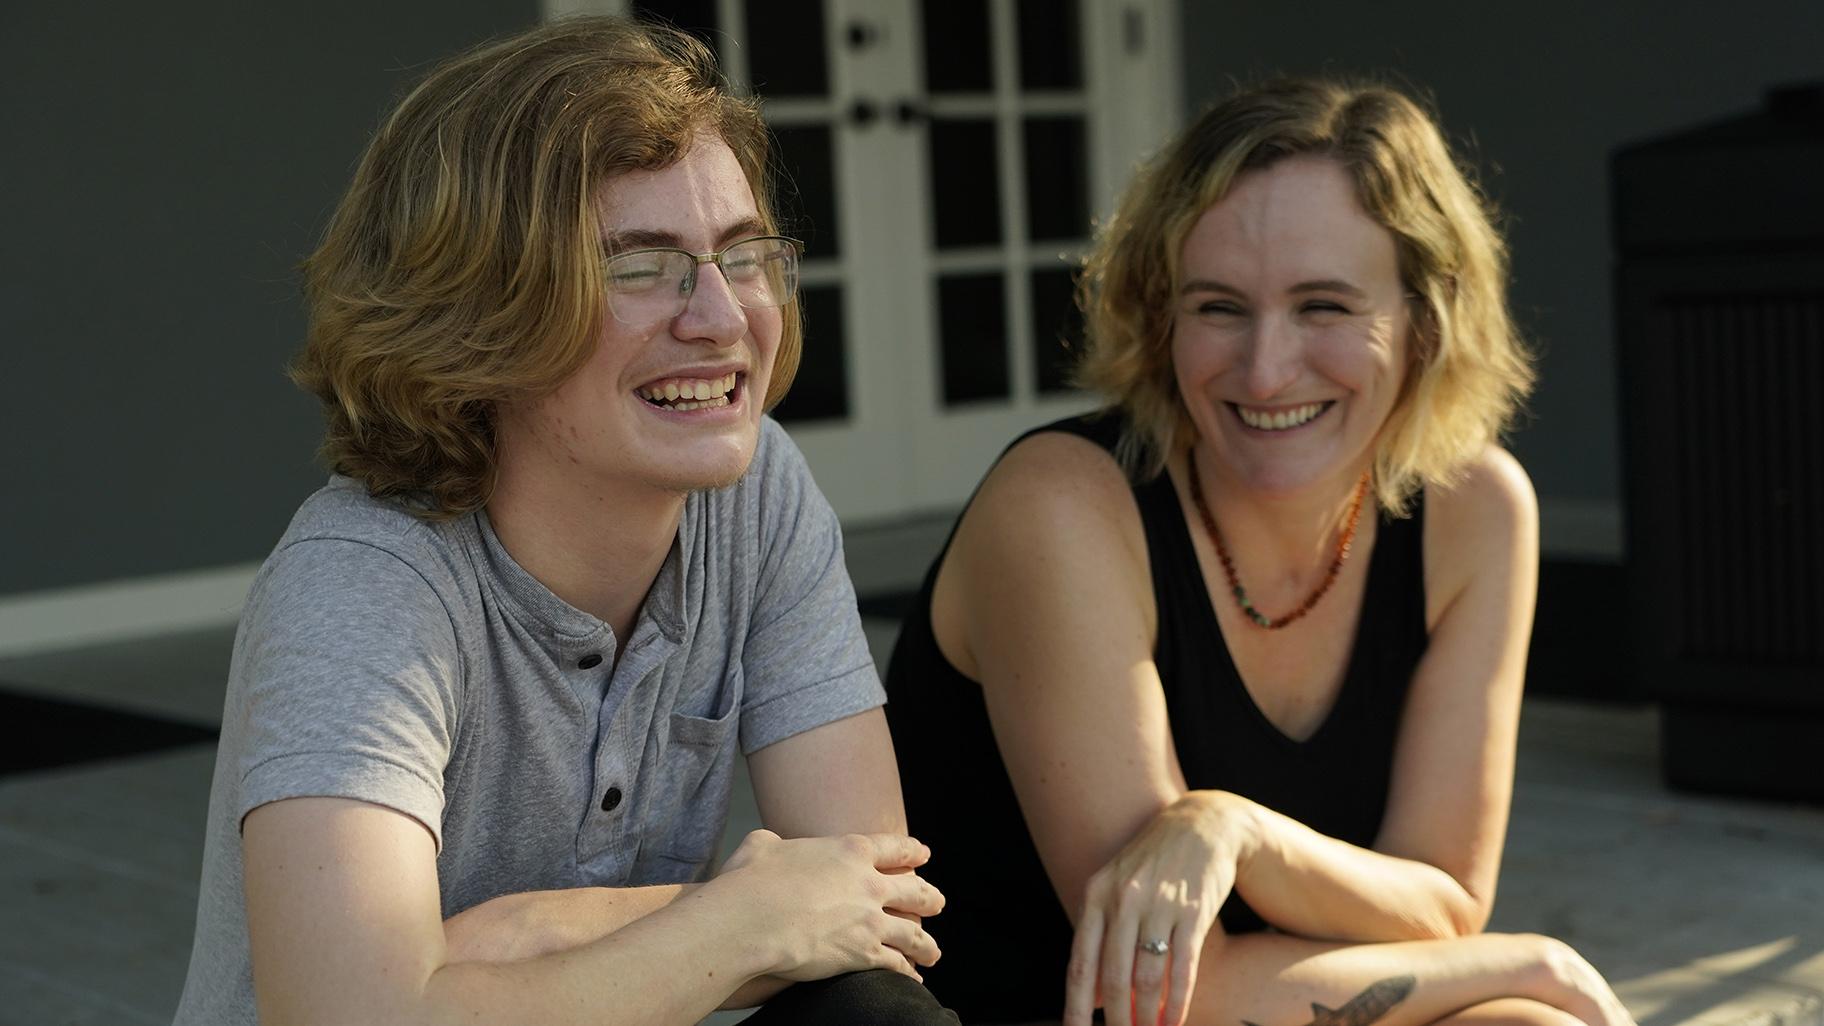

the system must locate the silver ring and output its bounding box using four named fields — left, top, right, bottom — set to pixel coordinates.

left=1139, top=937, right=1169, bottom=956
